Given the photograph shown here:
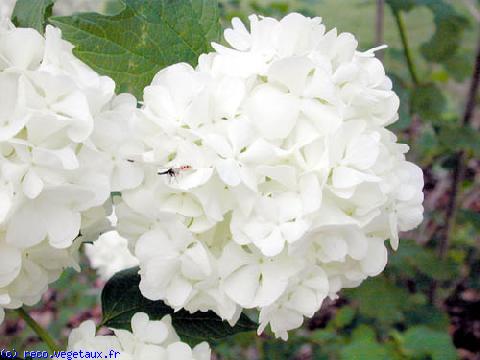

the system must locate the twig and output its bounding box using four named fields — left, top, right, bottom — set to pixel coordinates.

left=393, top=9, right=420, bottom=85
left=438, top=29, right=480, bottom=259
left=375, top=0, right=385, bottom=61
left=16, top=308, right=61, bottom=352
